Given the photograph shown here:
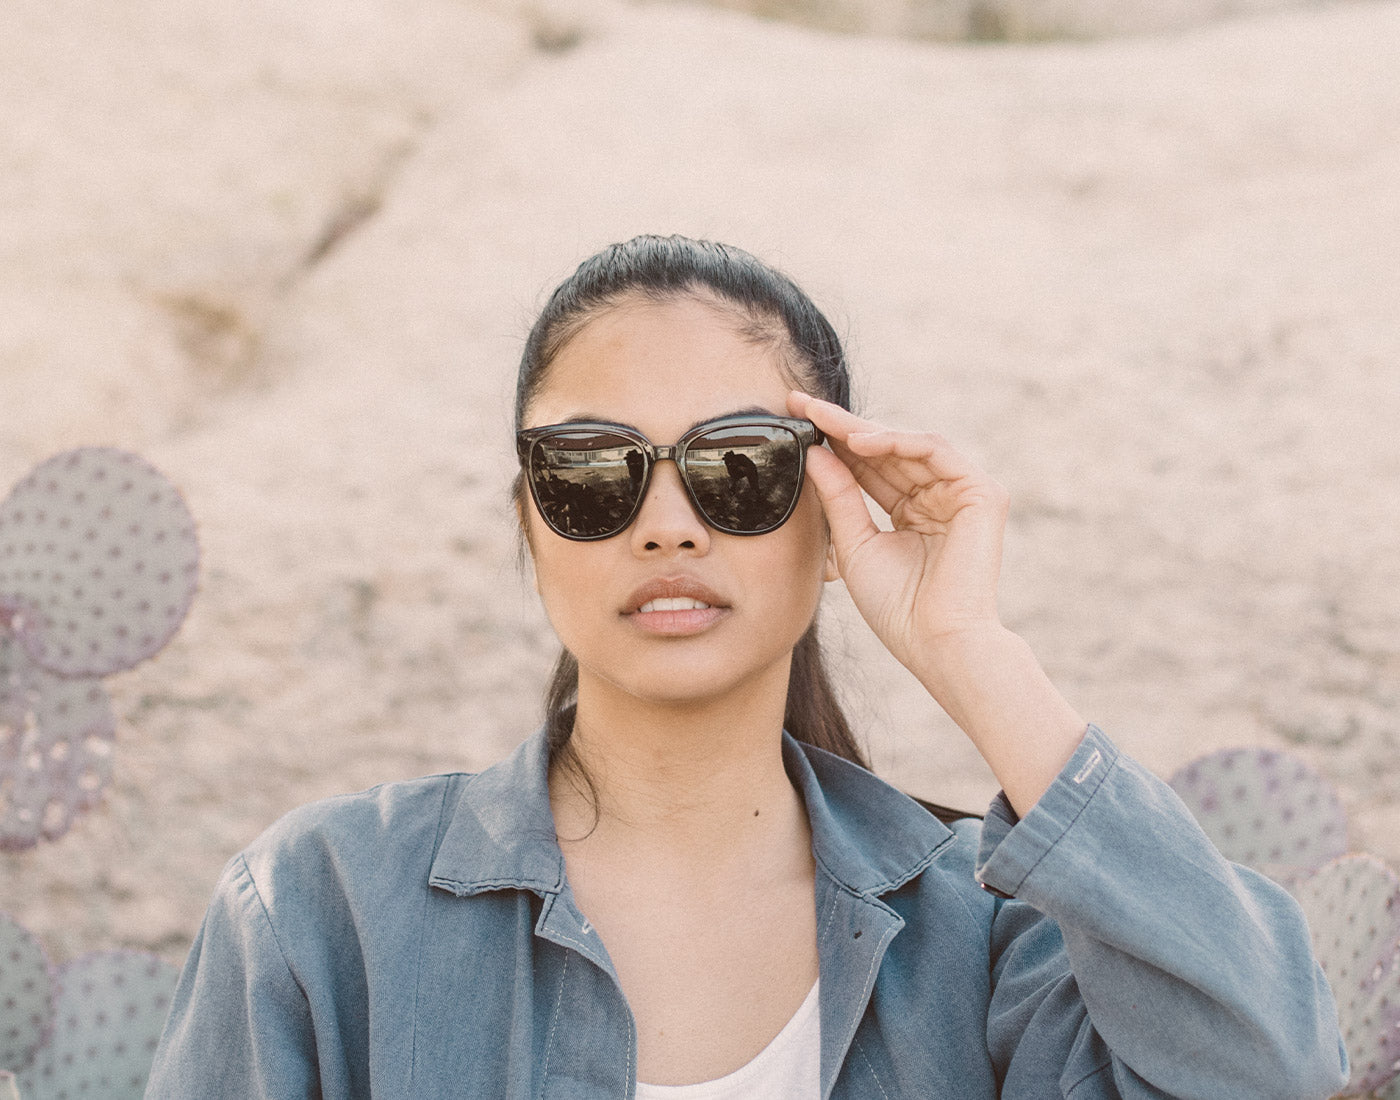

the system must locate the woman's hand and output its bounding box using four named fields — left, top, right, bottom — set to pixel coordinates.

left=786, top=390, right=1009, bottom=682
left=788, top=390, right=1086, bottom=817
